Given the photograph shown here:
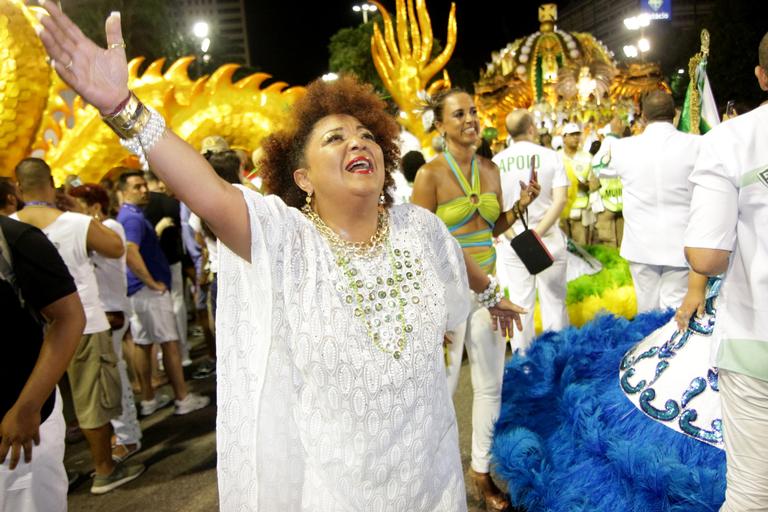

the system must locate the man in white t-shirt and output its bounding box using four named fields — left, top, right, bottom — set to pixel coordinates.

left=494, top=110, right=569, bottom=352
left=685, top=32, right=768, bottom=511
left=14, top=159, right=145, bottom=494
left=602, top=91, right=701, bottom=313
